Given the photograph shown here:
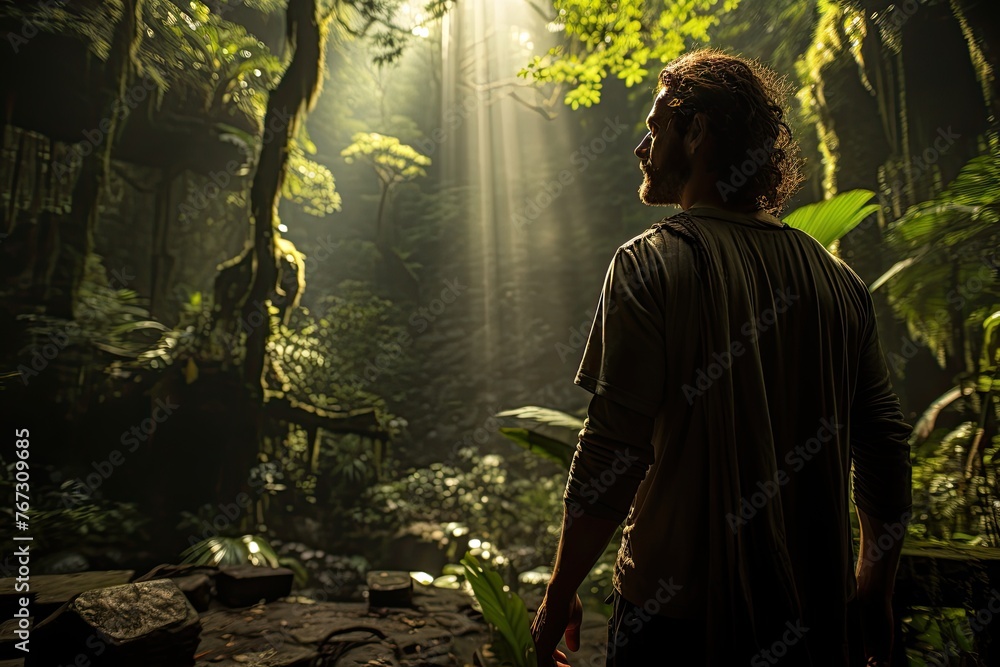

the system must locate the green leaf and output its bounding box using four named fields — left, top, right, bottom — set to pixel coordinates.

left=870, top=256, right=918, bottom=293
left=461, top=552, right=537, bottom=667
left=783, top=189, right=879, bottom=249
left=498, top=427, right=577, bottom=469
left=180, top=534, right=284, bottom=569
left=496, top=406, right=585, bottom=430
